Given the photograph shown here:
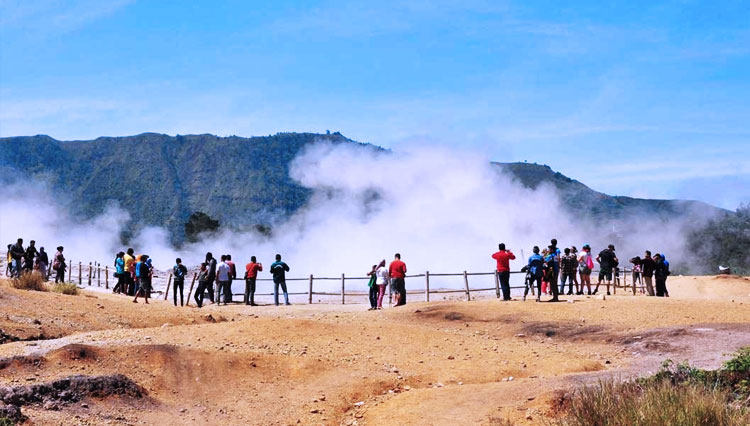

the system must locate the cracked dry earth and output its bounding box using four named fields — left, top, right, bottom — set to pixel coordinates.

left=1, top=275, right=749, bottom=425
